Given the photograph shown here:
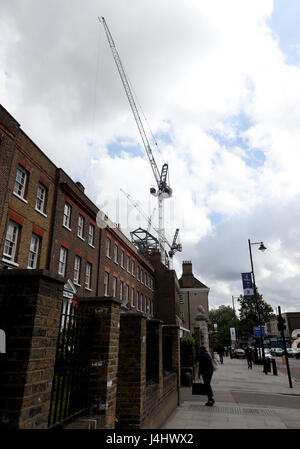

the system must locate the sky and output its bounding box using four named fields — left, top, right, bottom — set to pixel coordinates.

left=1, top=0, right=300, bottom=315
